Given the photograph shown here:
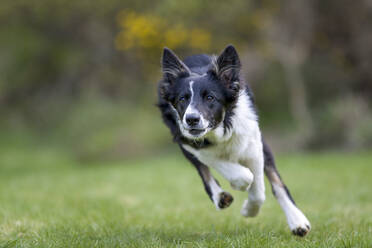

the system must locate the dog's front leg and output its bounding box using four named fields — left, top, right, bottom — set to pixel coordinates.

left=241, top=153, right=266, bottom=217
left=180, top=146, right=234, bottom=209
left=207, top=160, right=254, bottom=192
